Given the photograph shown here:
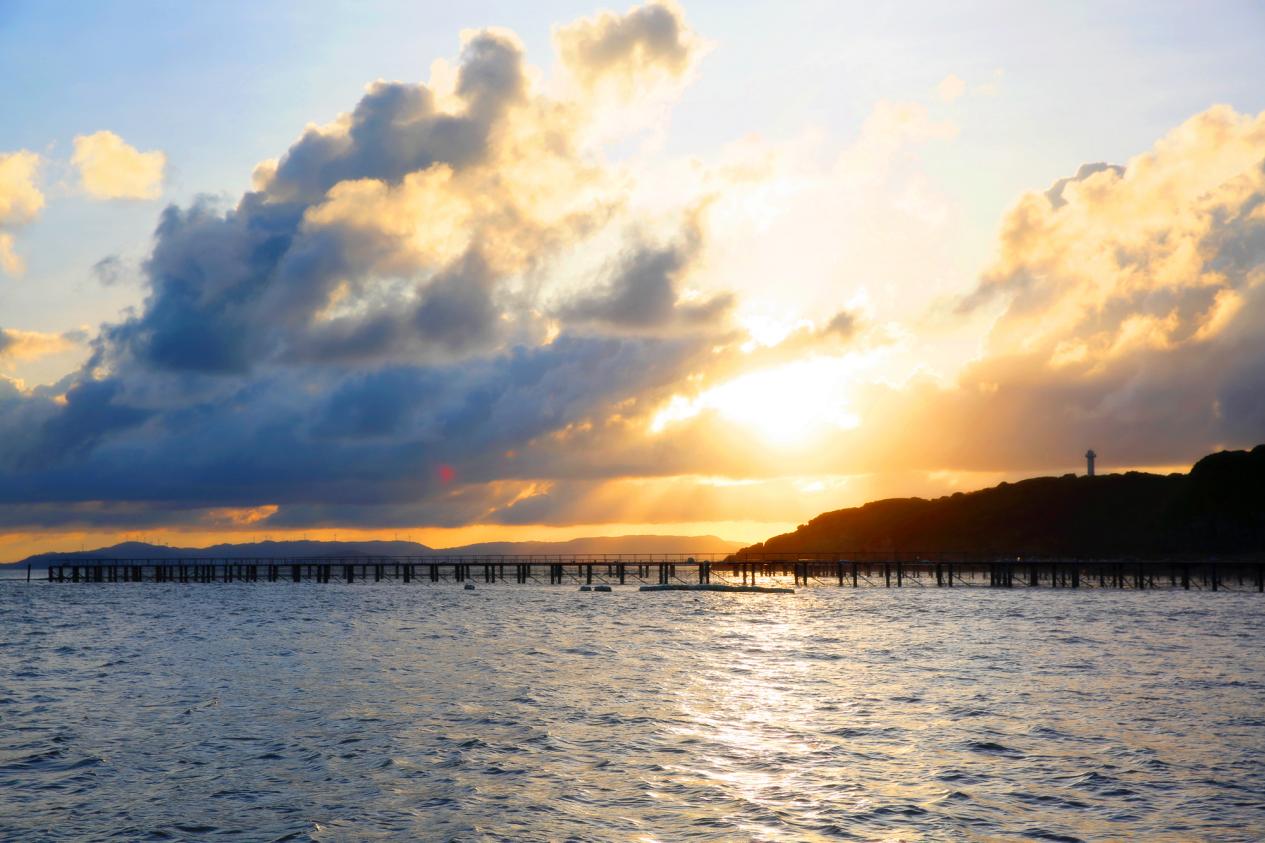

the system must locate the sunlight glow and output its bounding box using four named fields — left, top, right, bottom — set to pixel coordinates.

left=650, top=356, right=861, bottom=446
left=736, top=312, right=809, bottom=348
